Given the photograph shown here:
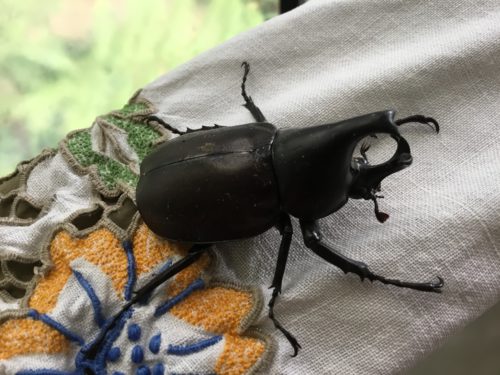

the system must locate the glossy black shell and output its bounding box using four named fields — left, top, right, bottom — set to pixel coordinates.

left=137, top=122, right=281, bottom=242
